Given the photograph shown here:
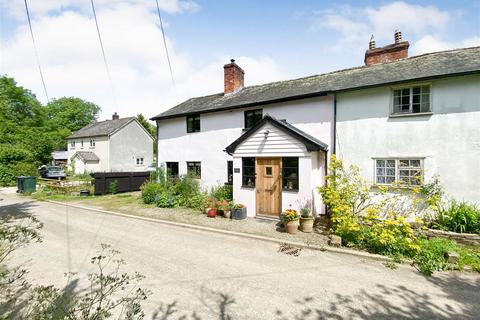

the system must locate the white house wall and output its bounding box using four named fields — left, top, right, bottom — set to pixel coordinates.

left=67, top=136, right=109, bottom=172
left=109, top=120, right=154, bottom=172
left=156, top=96, right=334, bottom=189
left=336, top=74, right=480, bottom=203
